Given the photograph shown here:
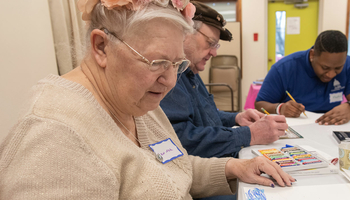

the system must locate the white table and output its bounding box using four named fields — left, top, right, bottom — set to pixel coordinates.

left=237, top=111, right=350, bottom=200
